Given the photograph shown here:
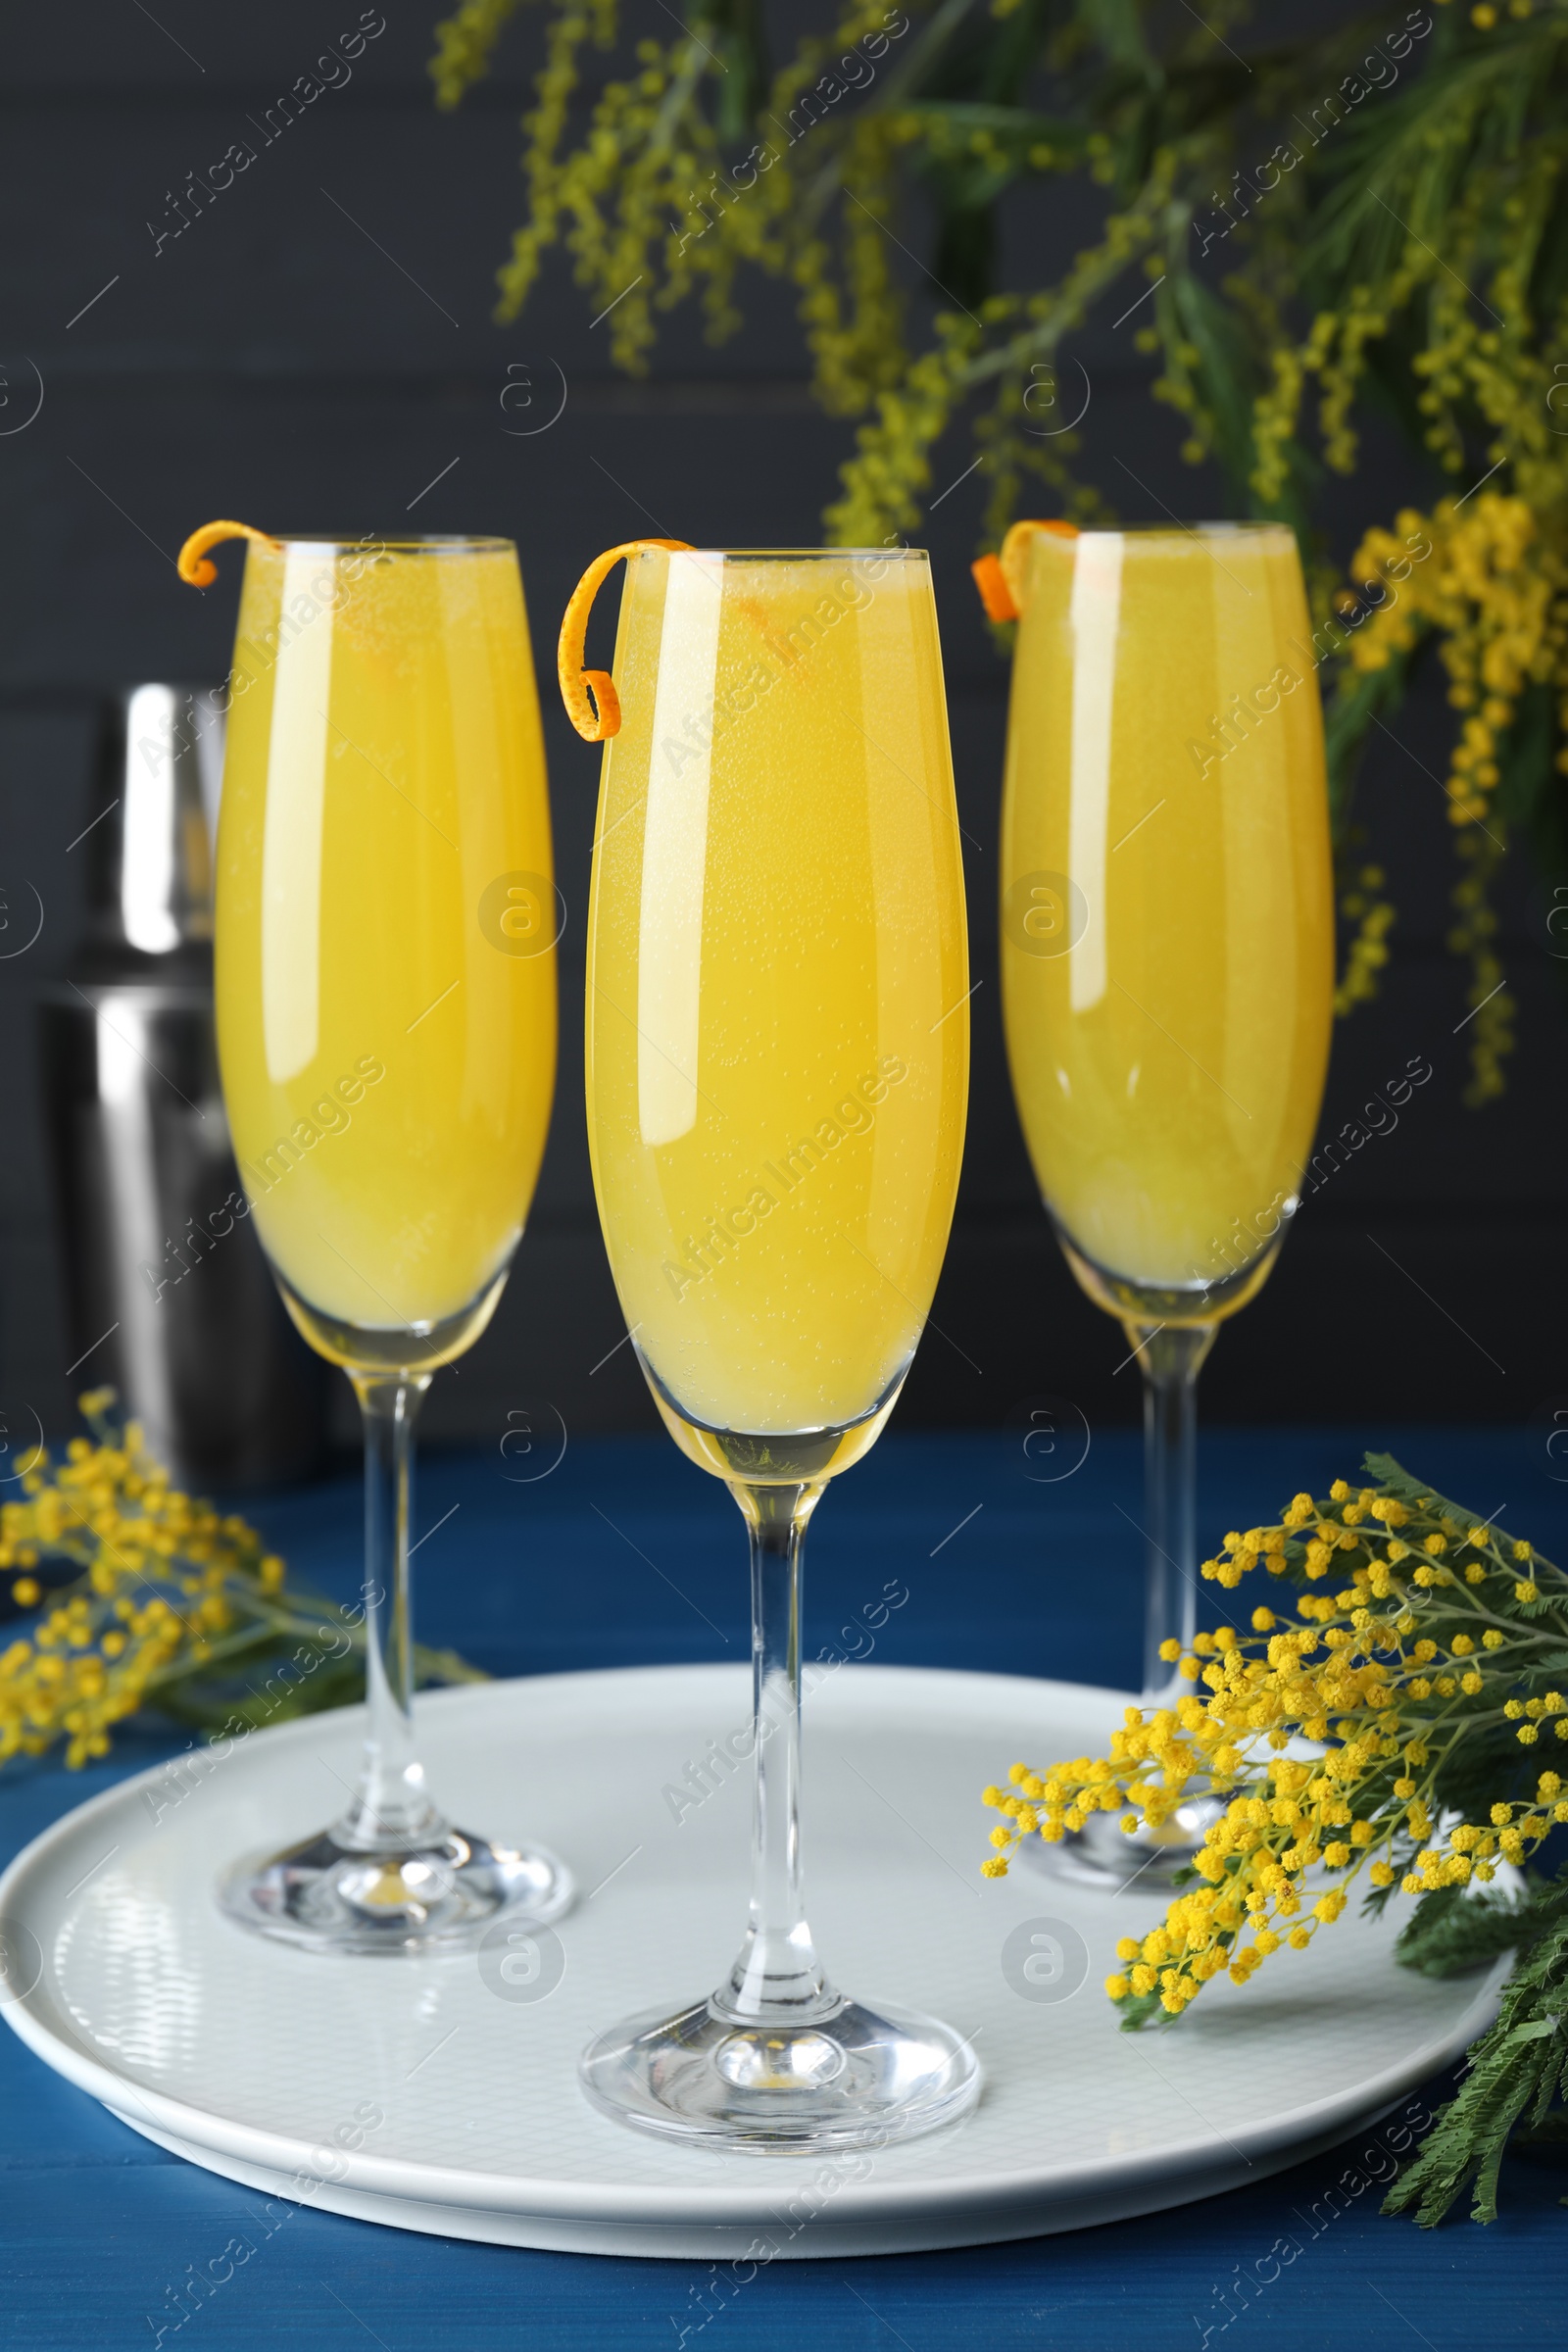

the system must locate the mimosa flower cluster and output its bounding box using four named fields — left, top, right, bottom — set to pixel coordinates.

left=1334, top=491, right=1568, bottom=1103
left=431, top=0, right=1568, bottom=1101
left=980, top=1454, right=1568, bottom=2031
left=0, top=1392, right=479, bottom=1769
